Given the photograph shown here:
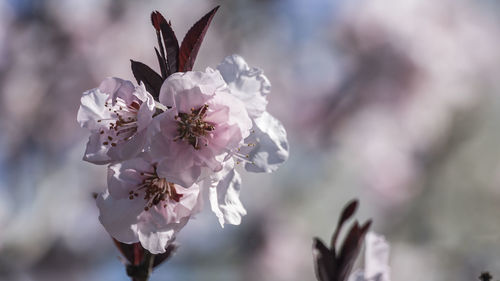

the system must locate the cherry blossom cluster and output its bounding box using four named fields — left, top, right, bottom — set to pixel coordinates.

left=77, top=8, right=288, bottom=254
